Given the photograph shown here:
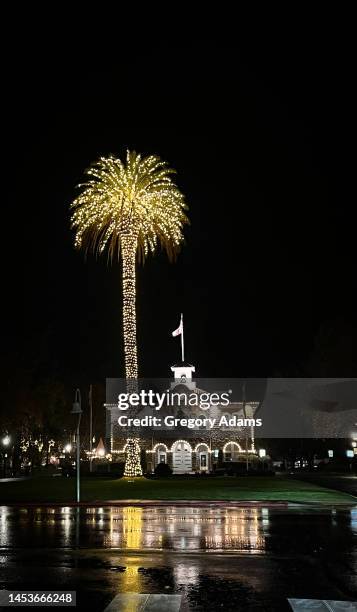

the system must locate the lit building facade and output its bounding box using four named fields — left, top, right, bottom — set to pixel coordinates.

left=106, top=363, right=263, bottom=474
